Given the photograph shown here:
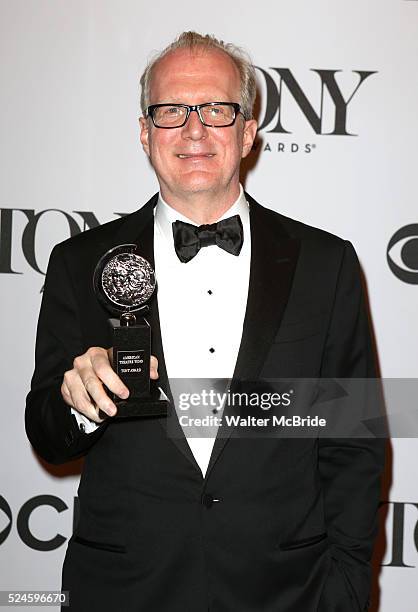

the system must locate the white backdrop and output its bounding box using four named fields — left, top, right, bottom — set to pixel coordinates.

left=1, top=1, right=417, bottom=610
